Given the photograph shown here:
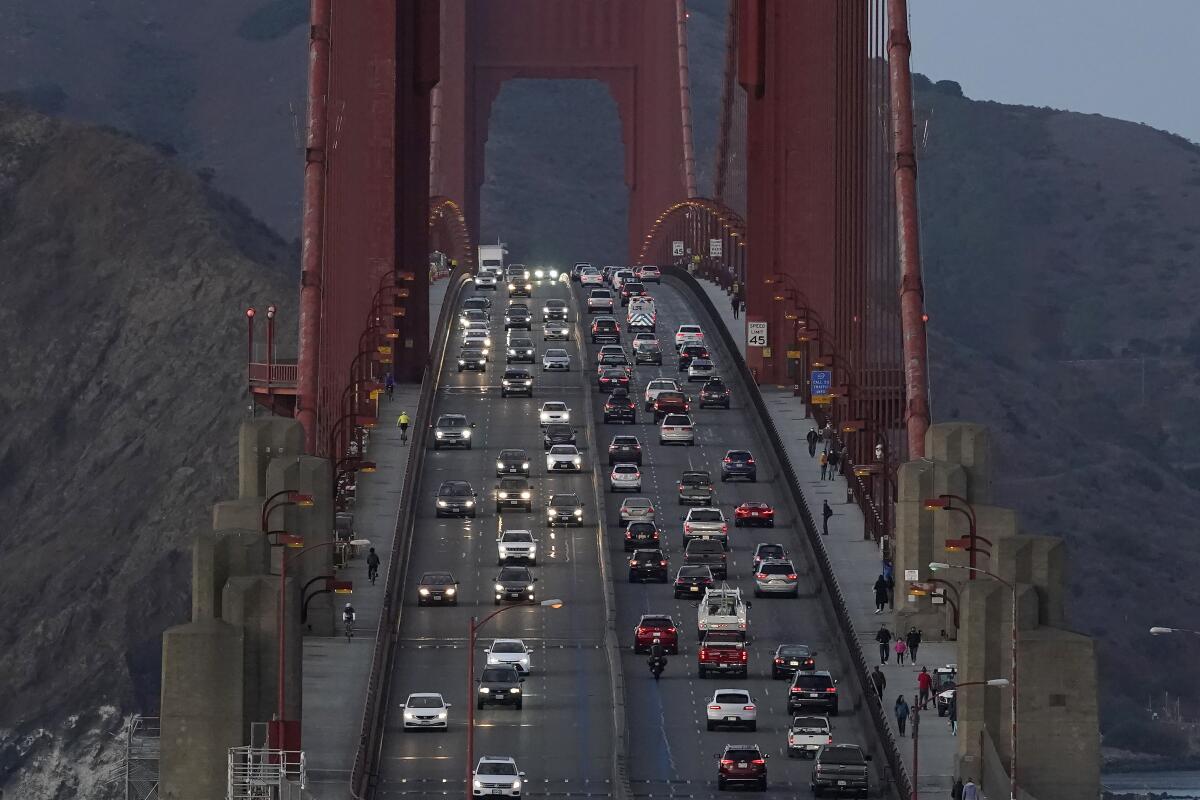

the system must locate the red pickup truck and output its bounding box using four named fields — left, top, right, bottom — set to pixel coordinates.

left=698, top=632, right=749, bottom=678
